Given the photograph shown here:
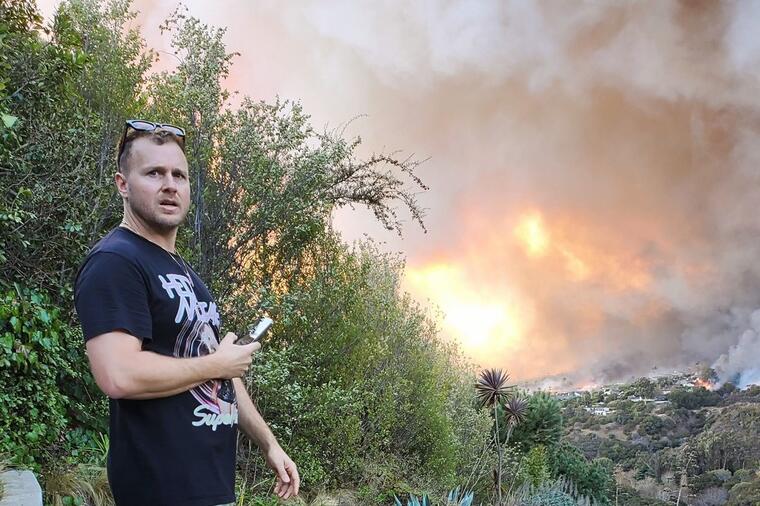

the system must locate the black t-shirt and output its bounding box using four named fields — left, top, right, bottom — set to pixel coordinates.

left=74, top=226, right=238, bottom=506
